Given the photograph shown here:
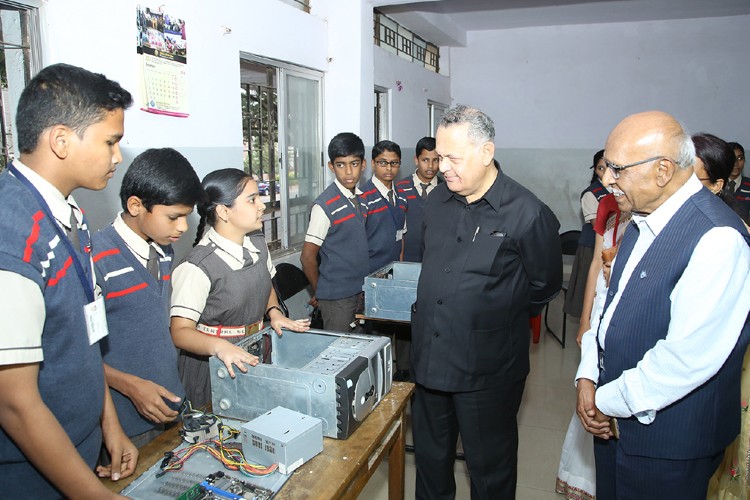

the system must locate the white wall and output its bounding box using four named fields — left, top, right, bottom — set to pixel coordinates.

left=32, top=0, right=368, bottom=258
left=373, top=46, right=450, bottom=163
left=41, top=0, right=328, bottom=155
left=448, top=15, right=750, bottom=230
